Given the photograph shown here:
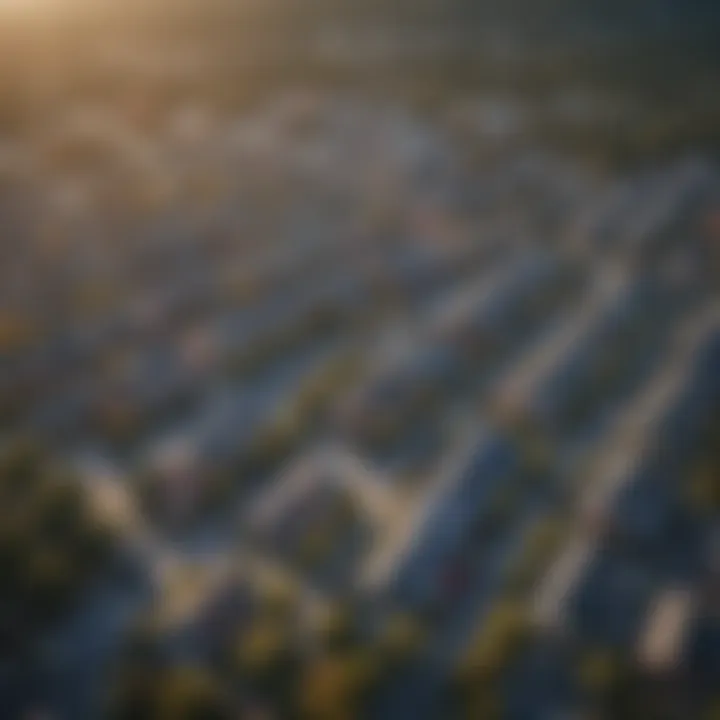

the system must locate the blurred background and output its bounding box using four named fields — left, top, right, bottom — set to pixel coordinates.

left=0, top=1, right=719, bottom=718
